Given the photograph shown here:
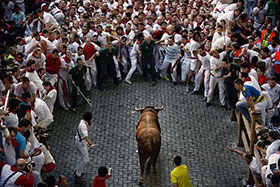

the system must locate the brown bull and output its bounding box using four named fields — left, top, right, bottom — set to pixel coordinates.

left=135, top=105, right=164, bottom=185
